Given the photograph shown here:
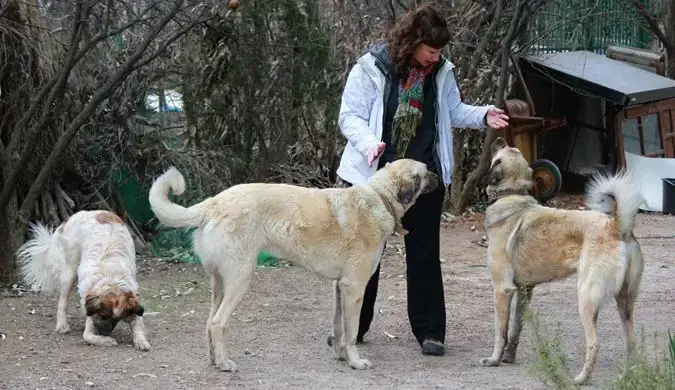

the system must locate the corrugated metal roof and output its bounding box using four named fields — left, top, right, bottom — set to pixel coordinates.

left=520, top=51, right=675, bottom=105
